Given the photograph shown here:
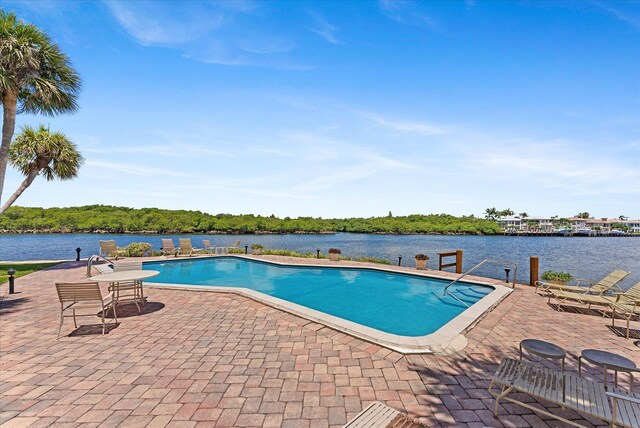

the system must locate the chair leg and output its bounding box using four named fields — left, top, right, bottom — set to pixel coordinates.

left=58, top=309, right=64, bottom=339
left=494, top=386, right=512, bottom=416
left=72, top=309, right=78, bottom=328
left=102, top=309, right=106, bottom=335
